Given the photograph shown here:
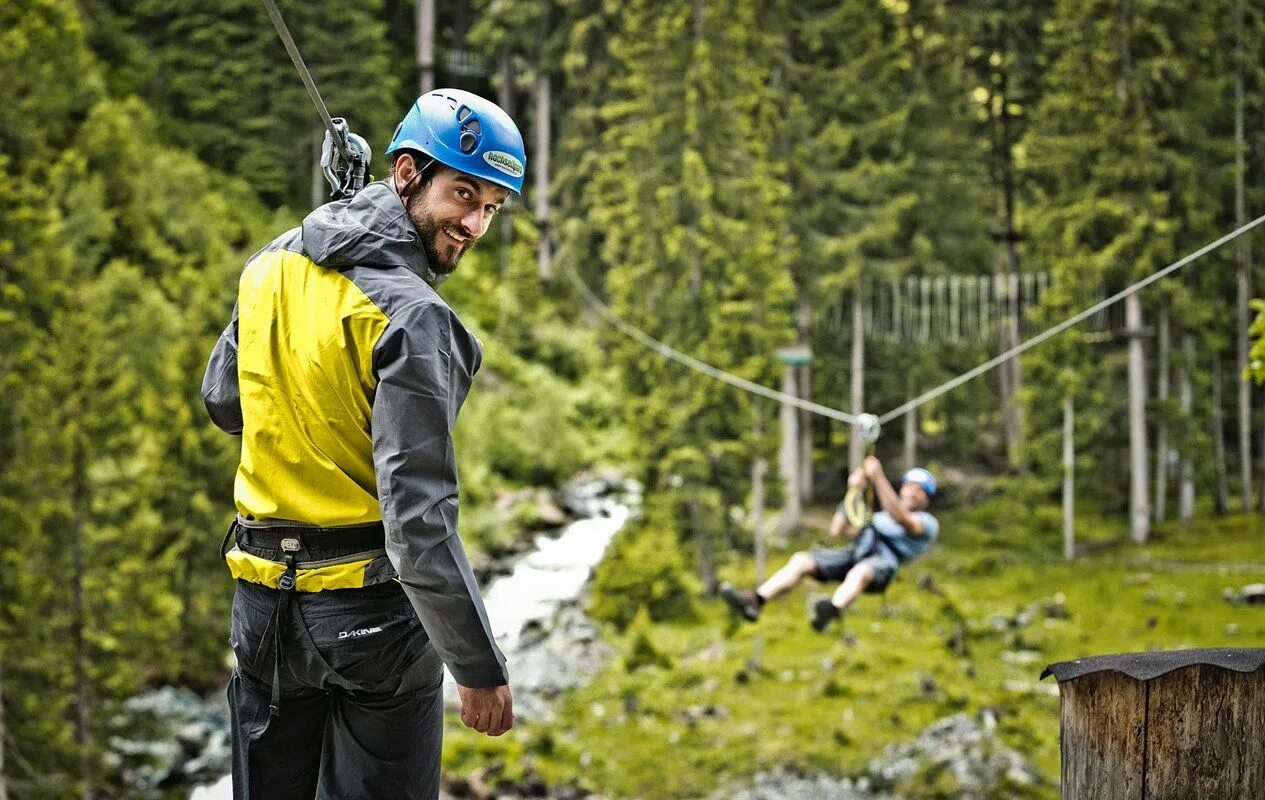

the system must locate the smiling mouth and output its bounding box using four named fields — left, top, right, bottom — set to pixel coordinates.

left=443, top=229, right=469, bottom=246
